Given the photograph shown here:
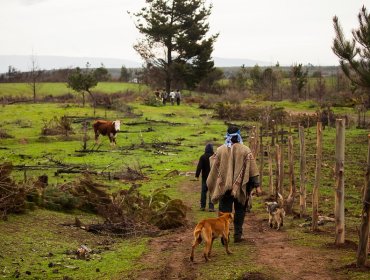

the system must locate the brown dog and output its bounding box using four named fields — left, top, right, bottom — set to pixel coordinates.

left=190, top=212, right=233, bottom=262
